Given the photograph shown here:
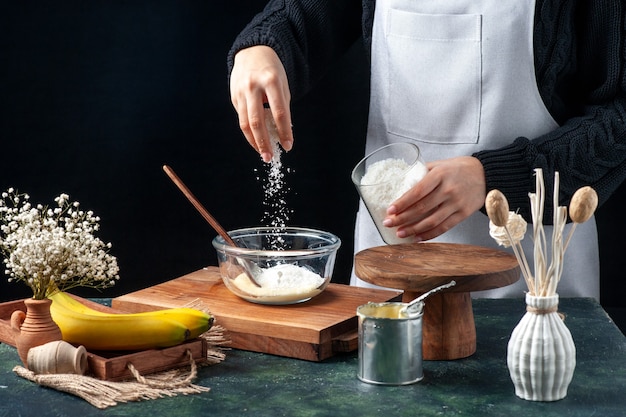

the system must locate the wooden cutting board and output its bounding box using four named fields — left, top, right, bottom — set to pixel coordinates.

left=112, top=267, right=402, bottom=361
